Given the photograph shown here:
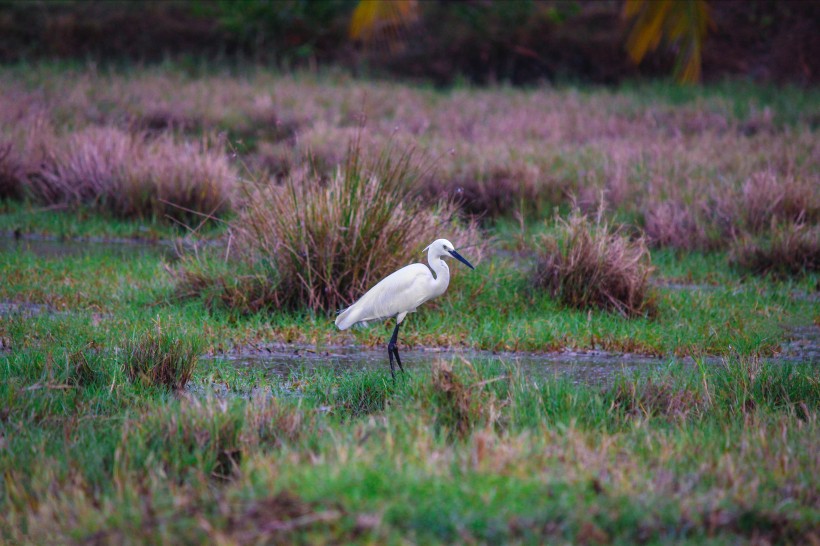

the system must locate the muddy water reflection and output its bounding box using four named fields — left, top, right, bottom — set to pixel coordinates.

left=0, top=236, right=176, bottom=260
left=206, top=347, right=674, bottom=386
